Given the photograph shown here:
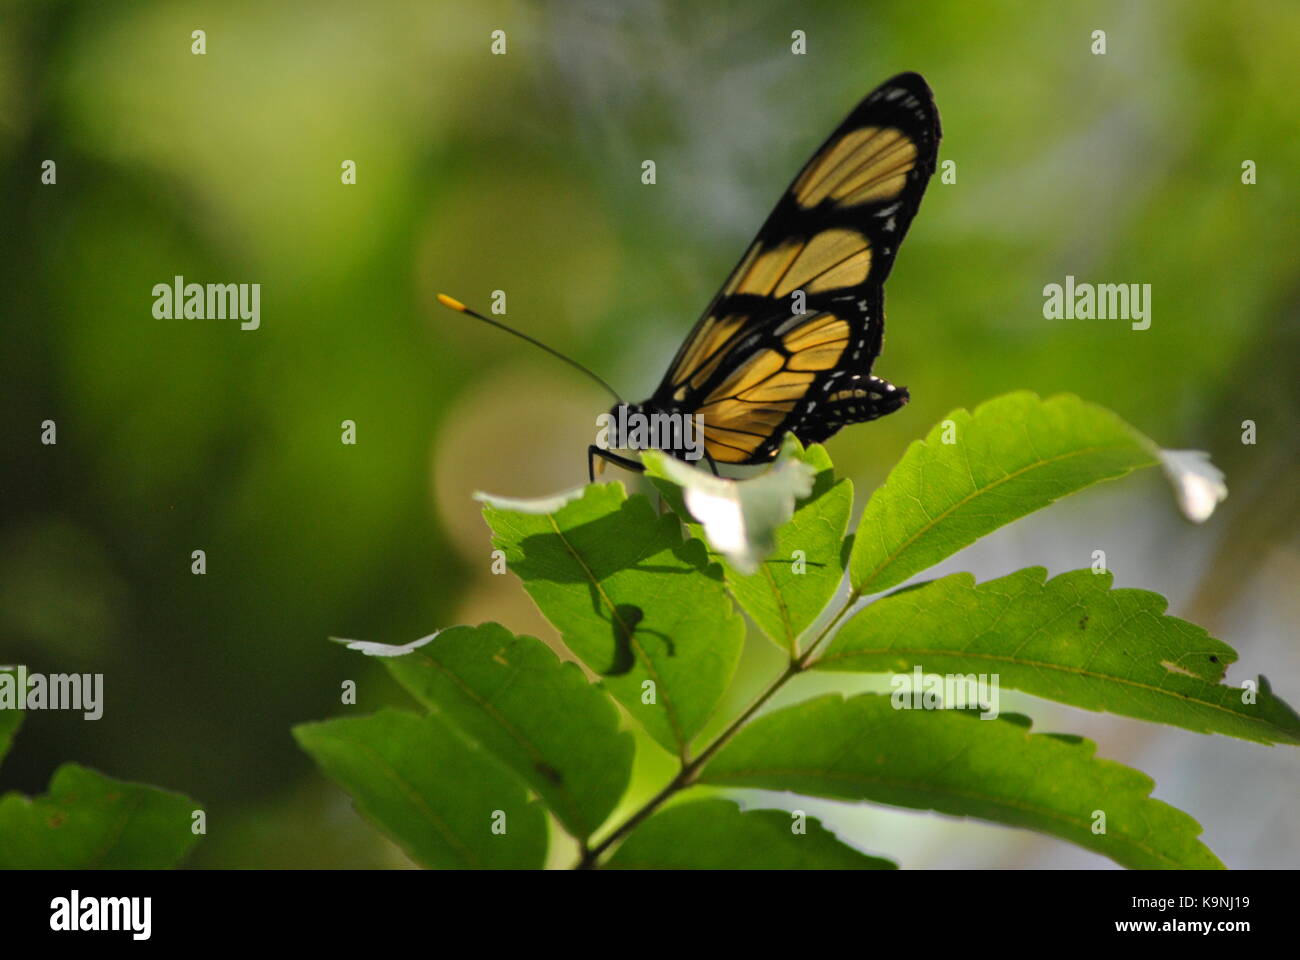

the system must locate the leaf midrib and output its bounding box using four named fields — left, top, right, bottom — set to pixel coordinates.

left=544, top=512, right=687, bottom=752
left=856, top=442, right=1153, bottom=594
left=338, top=732, right=482, bottom=868
left=703, top=765, right=1210, bottom=868
left=408, top=650, right=591, bottom=836
left=818, top=625, right=1297, bottom=742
